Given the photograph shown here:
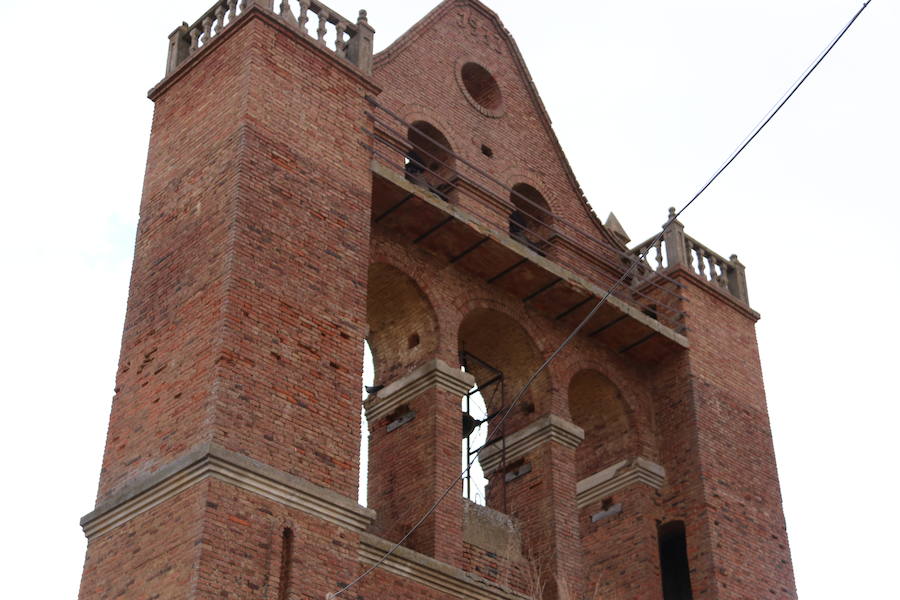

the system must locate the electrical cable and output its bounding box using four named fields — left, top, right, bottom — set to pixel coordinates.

left=327, top=1, right=872, bottom=596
